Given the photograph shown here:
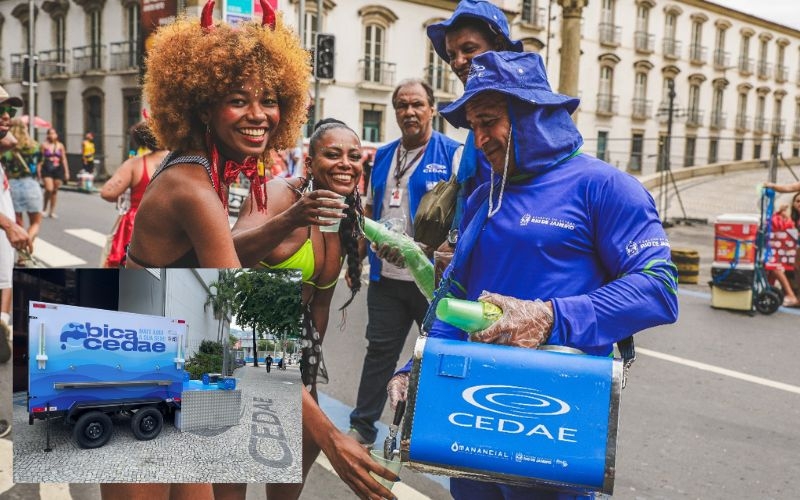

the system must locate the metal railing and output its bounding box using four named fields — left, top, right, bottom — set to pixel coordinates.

left=109, top=41, right=140, bottom=72
left=359, top=58, right=396, bottom=87
left=757, top=61, right=772, bottom=79
left=709, top=110, right=726, bottom=129
left=634, top=31, right=655, bottom=52
left=689, top=43, right=707, bottom=63
left=735, top=113, right=750, bottom=130
left=596, top=93, right=618, bottom=115
left=771, top=119, right=785, bottom=137
left=522, top=6, right=547, bottom=30
left=738, top=56, right=753, bottom=73
left=685, top=108, right=704, bottom=127
left=663, top=38, right=682, bottom=59
left=10, top=53, right=25, bottom=80
left=73, top=44, right=106, bottom=73
left=599, top=23, right=621, bottom=46
left=713, top=49, right=730, bottom=69
left=38, top=49, right=69, bottom=78
left=631, top=98, right=651, bottom=119
left=775, top=64, right=788, bottom=82
left=754, top=116, right=767, bottom=133
left=423, top=65, right=457, bottom=94
left=793, top=121, right=800, bottom=138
